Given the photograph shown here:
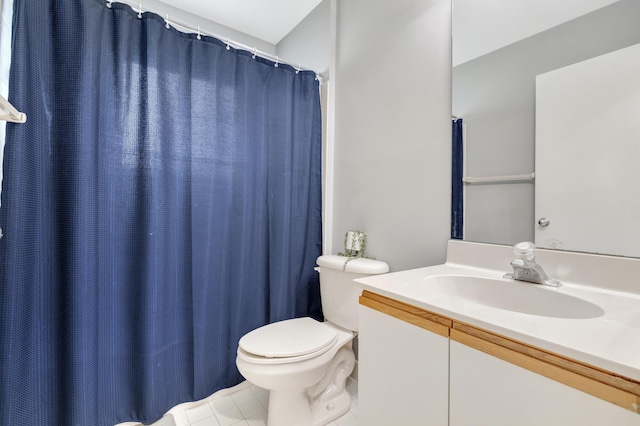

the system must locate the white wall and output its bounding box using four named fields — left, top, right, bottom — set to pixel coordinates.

left=0, top=0, right=9, bottom=196
left=276, top=0, right=330, bottom=74
left=143, top=0, right=276, bottom=54
left=332, top=0, right=452, bottom=271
